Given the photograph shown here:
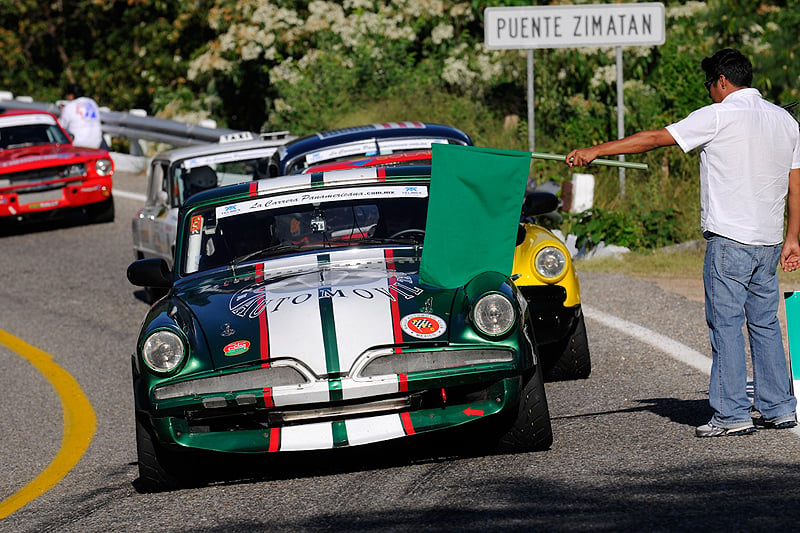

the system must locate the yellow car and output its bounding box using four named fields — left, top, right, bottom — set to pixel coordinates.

left=512, top=192, right=590, bottom=381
